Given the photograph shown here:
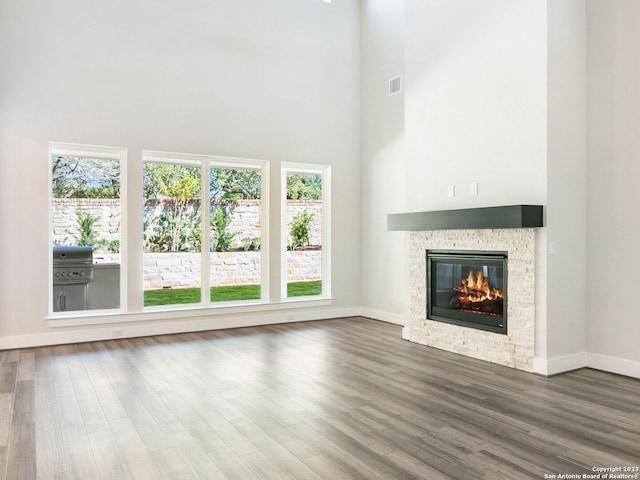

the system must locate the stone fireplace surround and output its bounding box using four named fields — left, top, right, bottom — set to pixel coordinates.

left=388, top=205, right=544, bottom=372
